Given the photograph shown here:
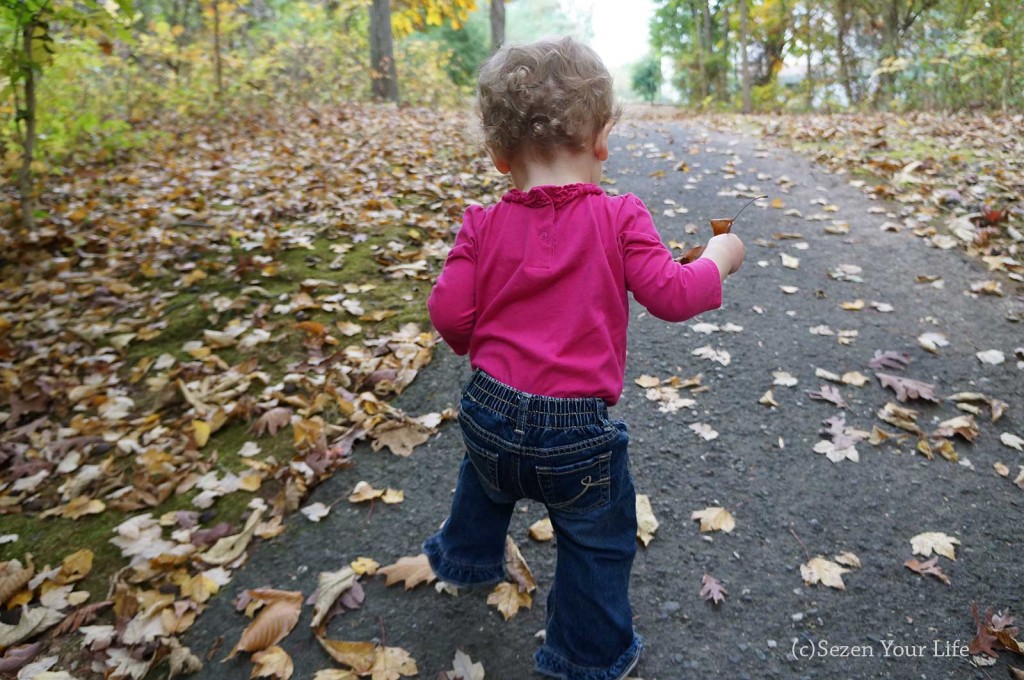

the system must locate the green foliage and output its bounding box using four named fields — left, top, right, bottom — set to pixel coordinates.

left=631, top=54, right=663, bottom=104
left=417, top=7, right=488, bottom=88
